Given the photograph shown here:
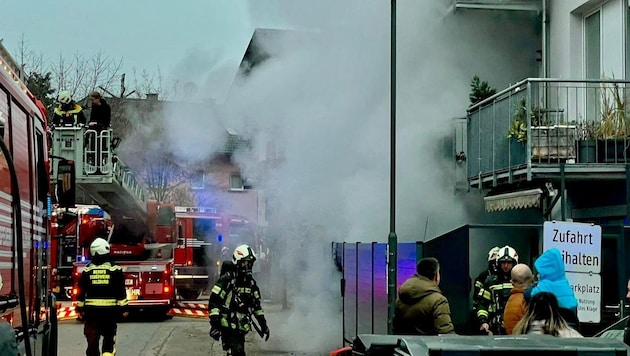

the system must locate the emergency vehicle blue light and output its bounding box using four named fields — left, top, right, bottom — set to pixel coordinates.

left=47, top=197, right=52, bottom=217
left=217, top=234, right=223, bottom=243
left=34, top=241, right=39, bottom=248
left=43, top=241, right=49, bottom=249
left=87, top=207, right=103, bottom=216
